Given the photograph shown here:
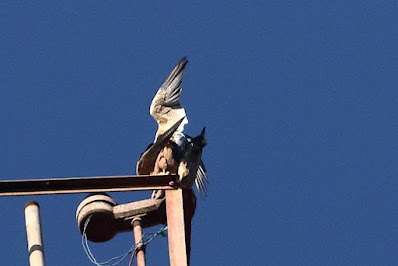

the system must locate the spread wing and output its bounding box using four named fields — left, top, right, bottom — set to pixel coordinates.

left=150, top=57, right=189, bottom=137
